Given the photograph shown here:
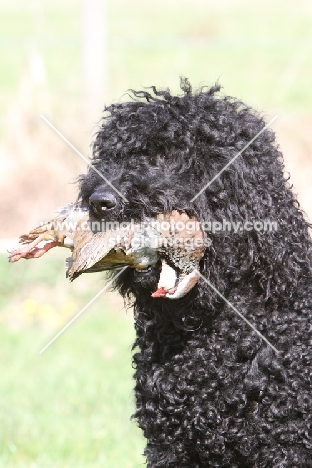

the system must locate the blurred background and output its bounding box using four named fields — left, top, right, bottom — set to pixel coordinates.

left=0, top=0, right=311, bottom=466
